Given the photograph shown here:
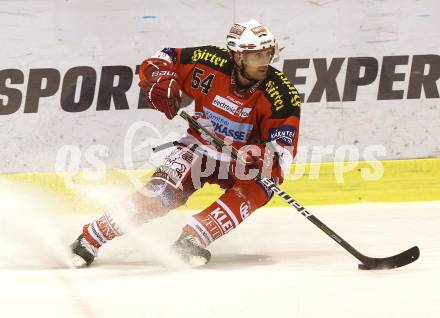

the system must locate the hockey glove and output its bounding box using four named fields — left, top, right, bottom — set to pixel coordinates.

left=139, top=58, right=182, bottom=120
